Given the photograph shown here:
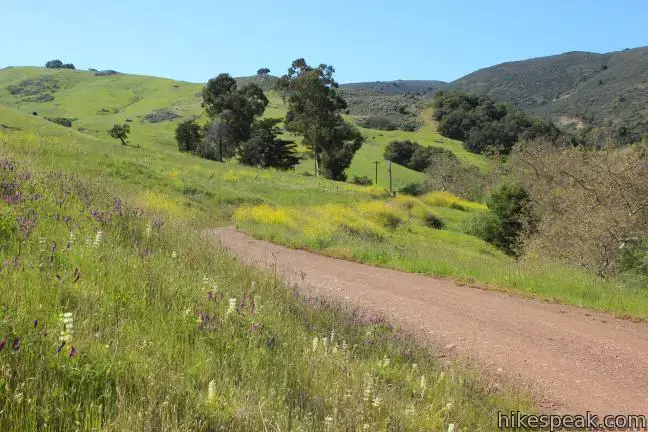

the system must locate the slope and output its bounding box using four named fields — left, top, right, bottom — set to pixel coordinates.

left=450, top=46, right=648, bottom=139
left=0, top=67, right=487, bottom=189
